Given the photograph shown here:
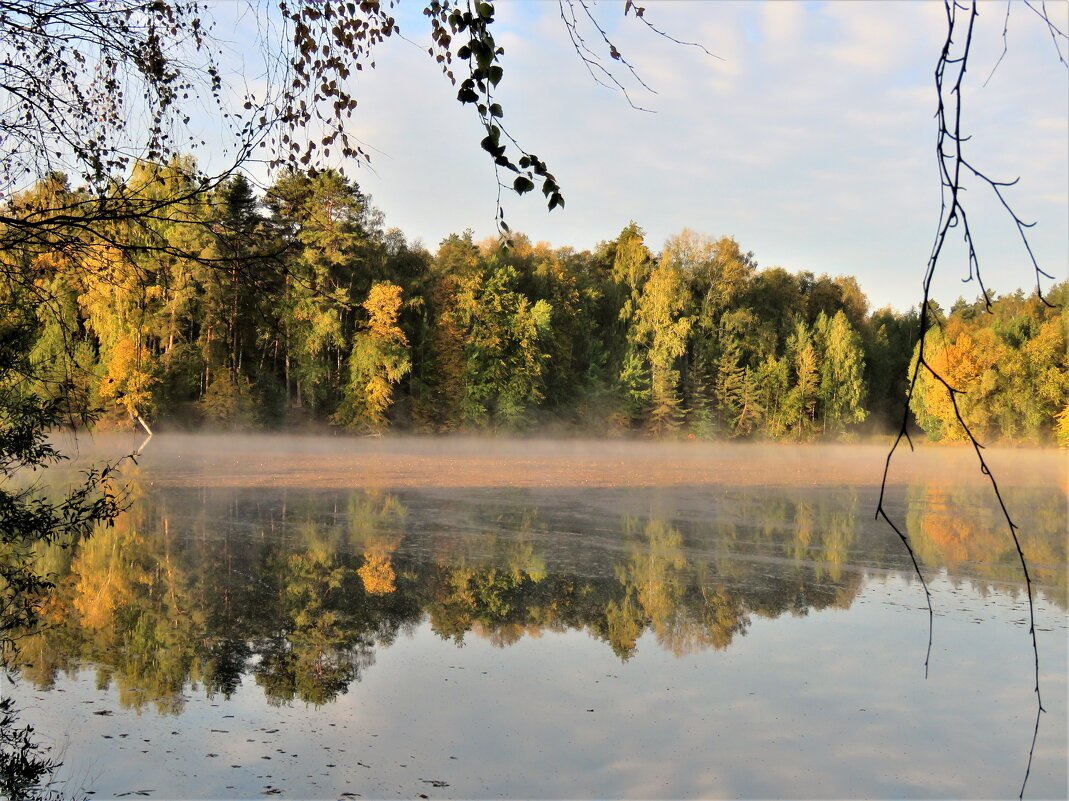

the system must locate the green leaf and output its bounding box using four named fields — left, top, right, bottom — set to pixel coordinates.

left=488, top=65, right=503, bottom=87
left=513, top=176, right=534, bottom=195
left=480, top=136, right=505, bottom=158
